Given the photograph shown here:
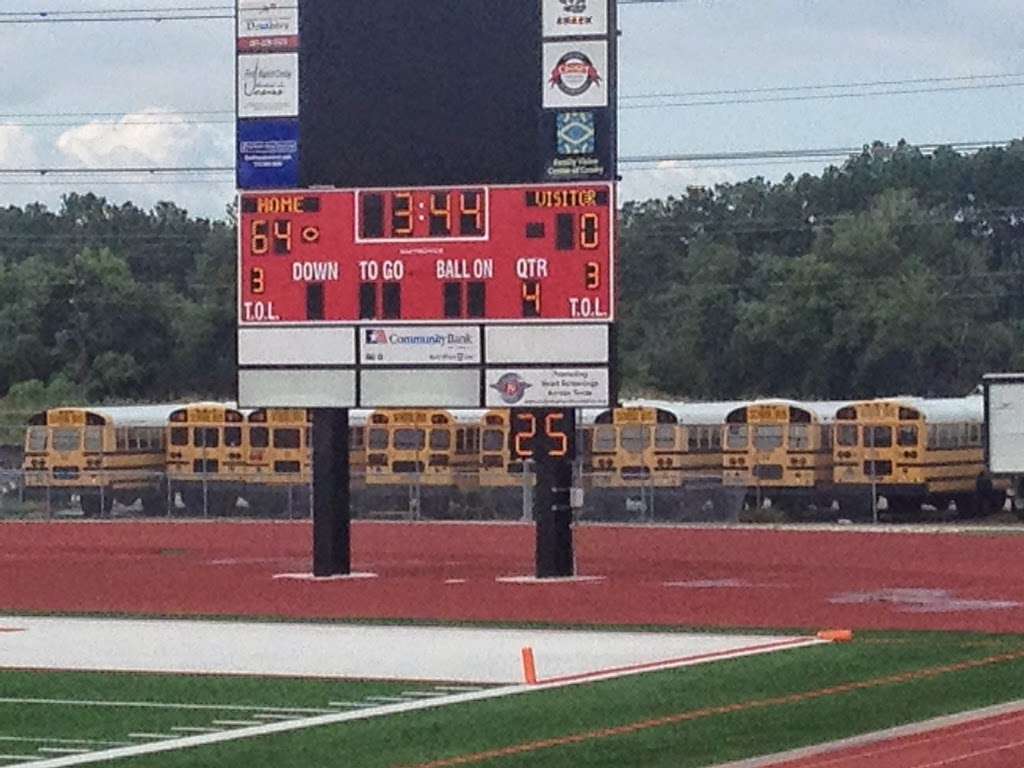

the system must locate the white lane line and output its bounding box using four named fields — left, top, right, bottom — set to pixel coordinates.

left=364, top=696, right=409, bottom=703
left=0, top=699, right=336, bottom=715
left=0, top=739, right=129, bottom=747
left=400, top=691, right=447, bottom=698
left=0, top=756, right=43, bottom=762
left=169, top=727, right=221, bottom=734
left=433, top=685, right=483, bottom=692
left=251, top=714, right=296, bottom=721
left=210, top=721, right=262, bottom=727
left=126, top=734, right=176, bottom=740
left=23, top=637, right=820, bottom=768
